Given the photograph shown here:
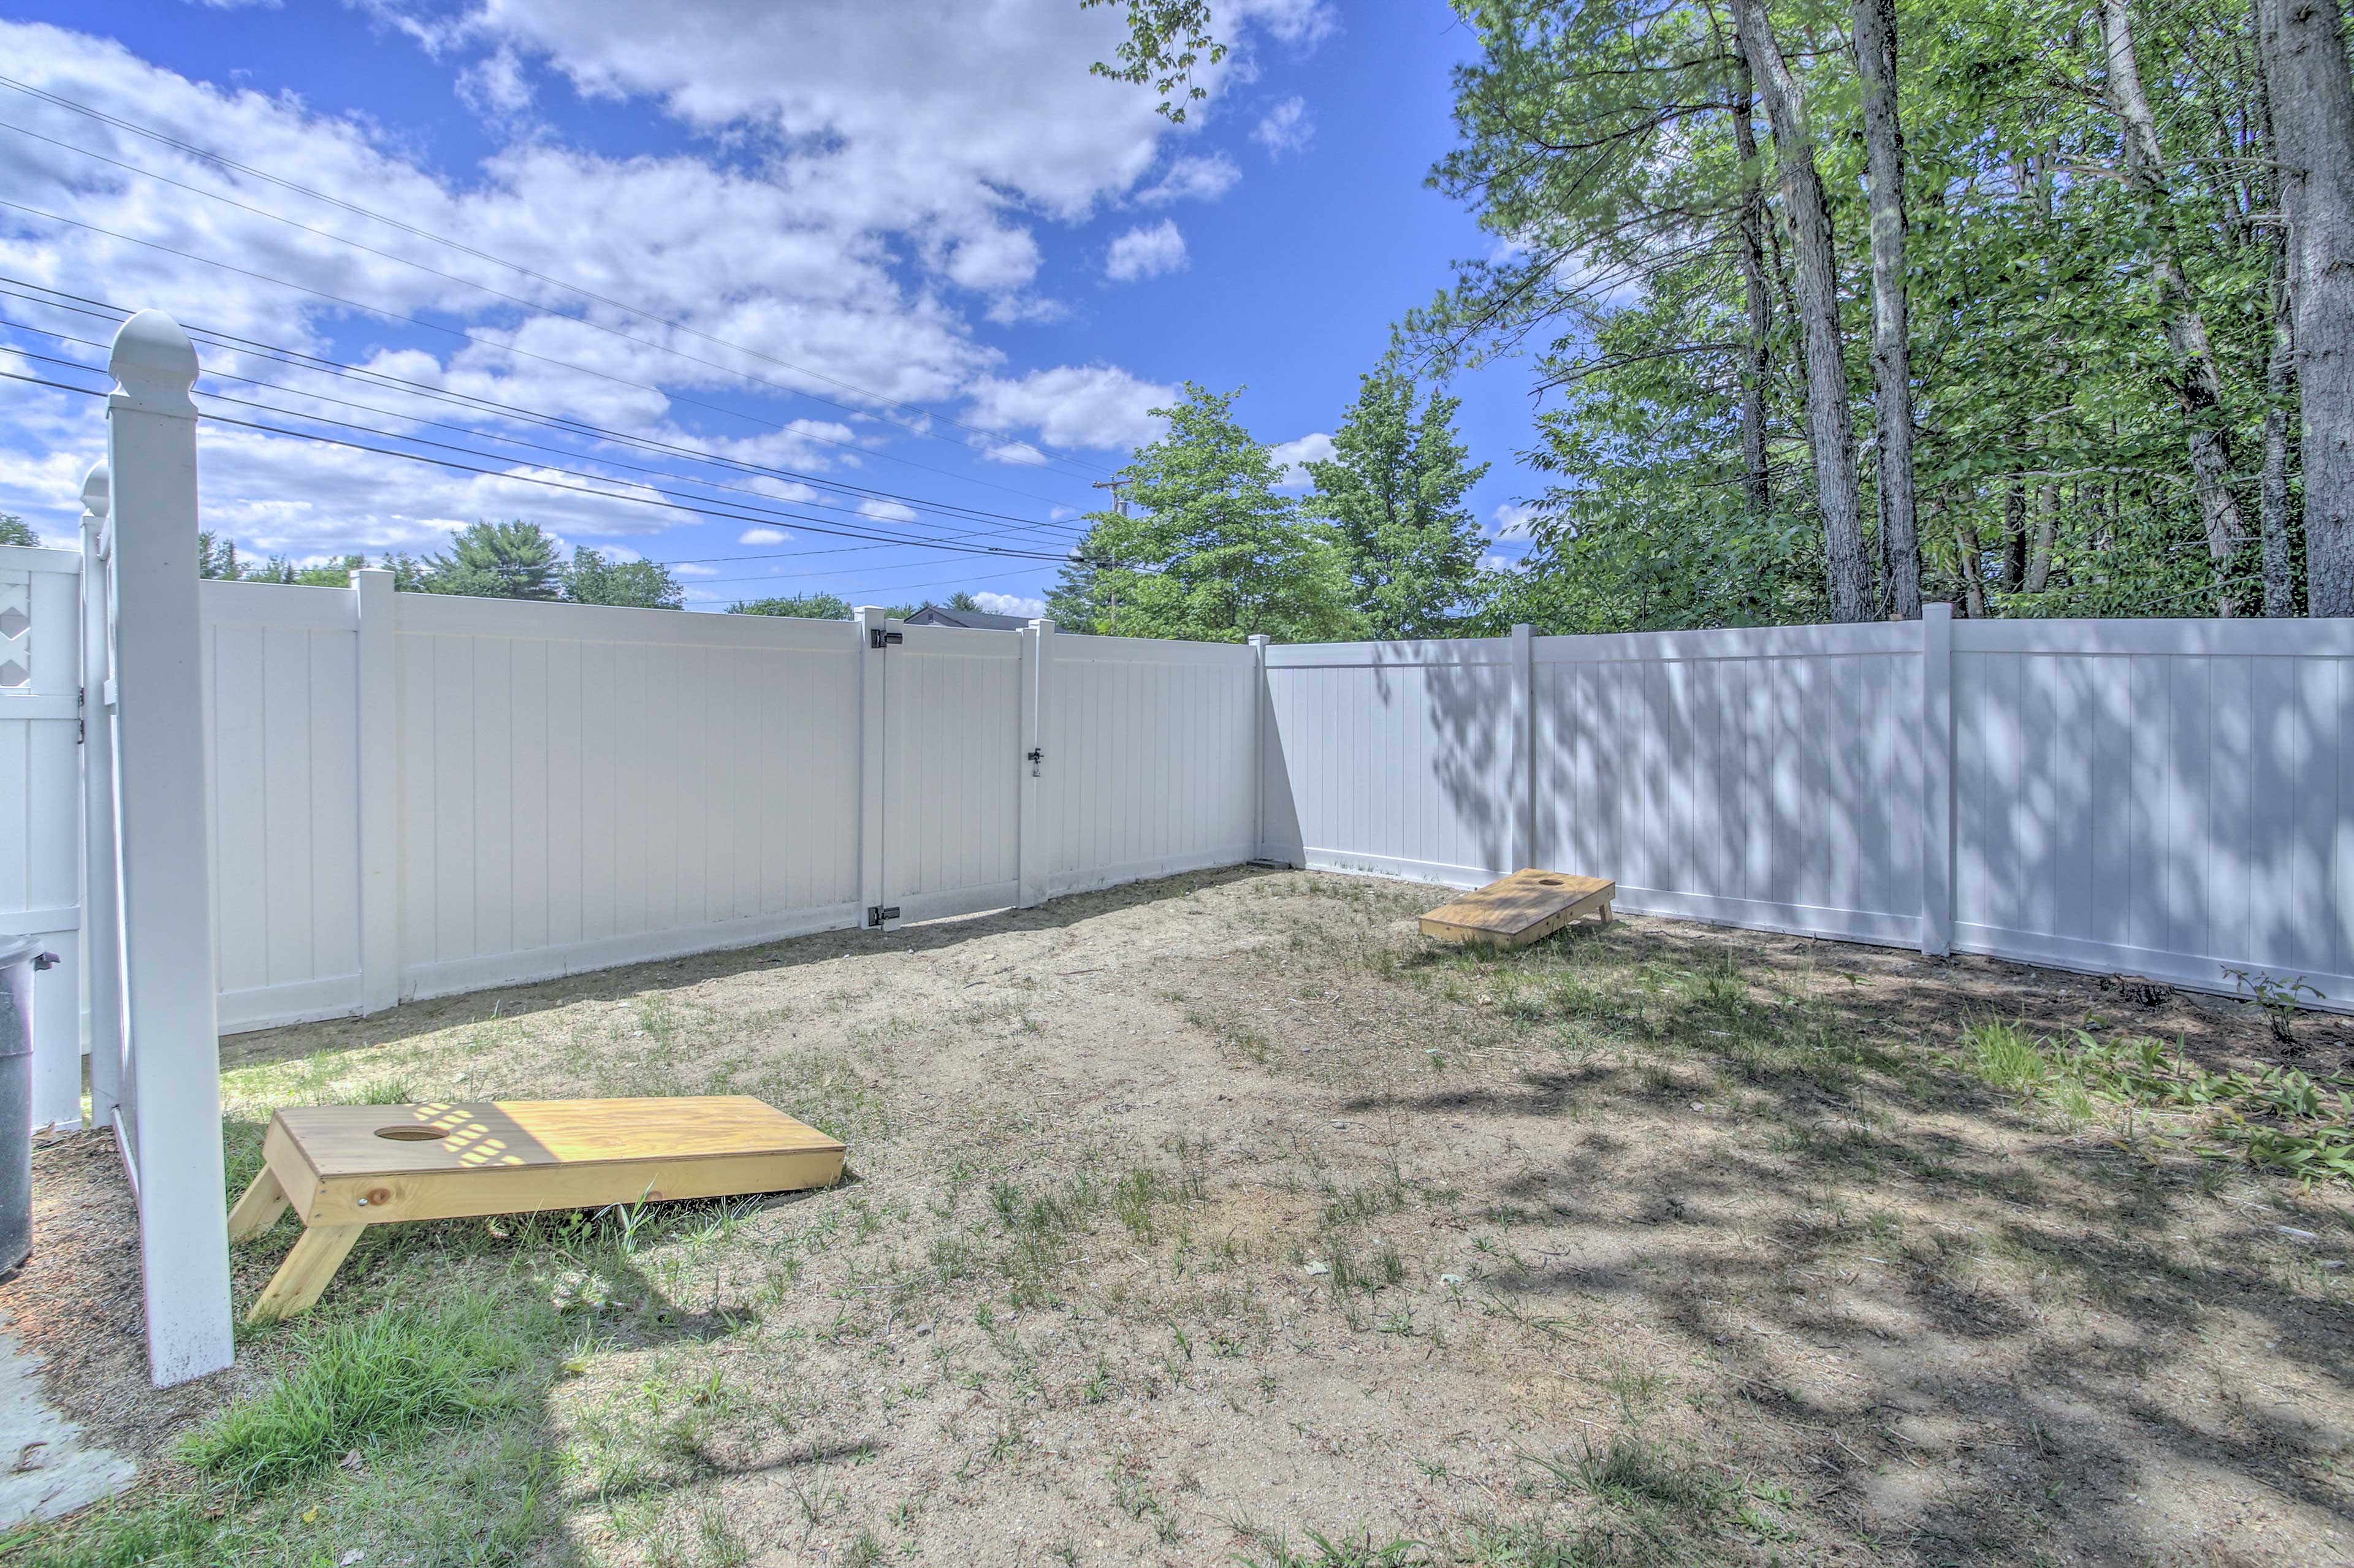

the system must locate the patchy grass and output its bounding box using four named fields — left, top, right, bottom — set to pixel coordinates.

left=182, top=1295, right=560, bottom=1494
left=13, top=868, right=2352, bottom=1566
